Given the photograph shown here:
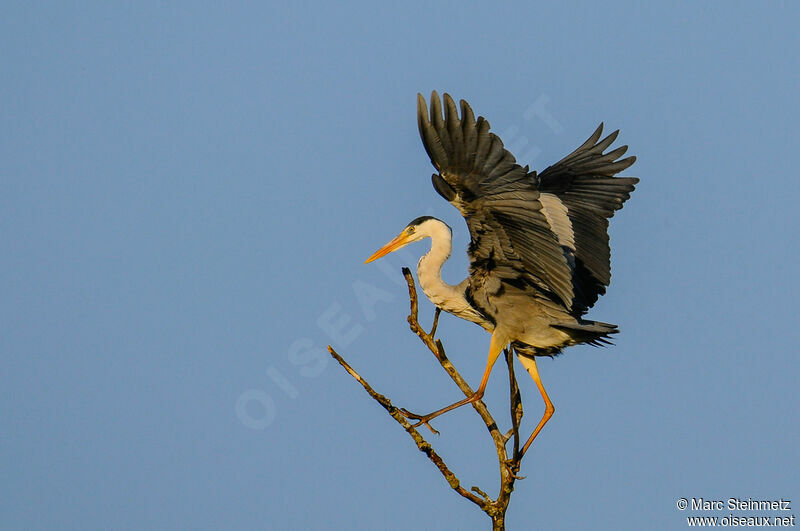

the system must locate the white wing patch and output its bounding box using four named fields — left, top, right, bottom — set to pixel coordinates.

left=539, top=193, right=575, bottom=251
